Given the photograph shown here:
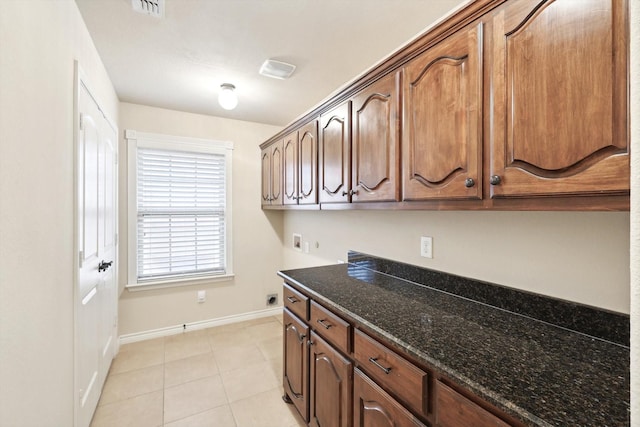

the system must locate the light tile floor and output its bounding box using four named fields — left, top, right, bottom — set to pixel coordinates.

left=90, top=314, right=307, bottom=427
